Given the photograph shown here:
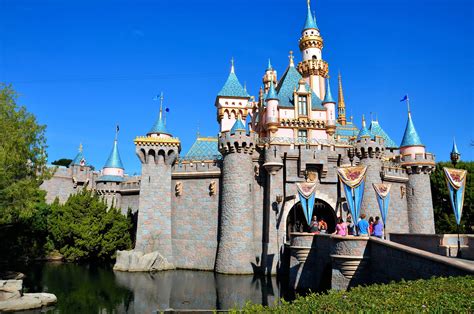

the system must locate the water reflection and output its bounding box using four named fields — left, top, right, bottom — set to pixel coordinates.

left=21, top=263, right=282, bottom=313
